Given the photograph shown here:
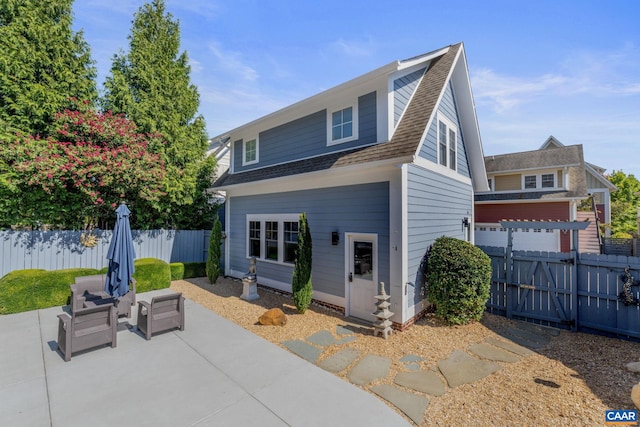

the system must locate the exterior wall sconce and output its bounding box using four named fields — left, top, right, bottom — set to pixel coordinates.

left=332, top=231, right=339, bottom=245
